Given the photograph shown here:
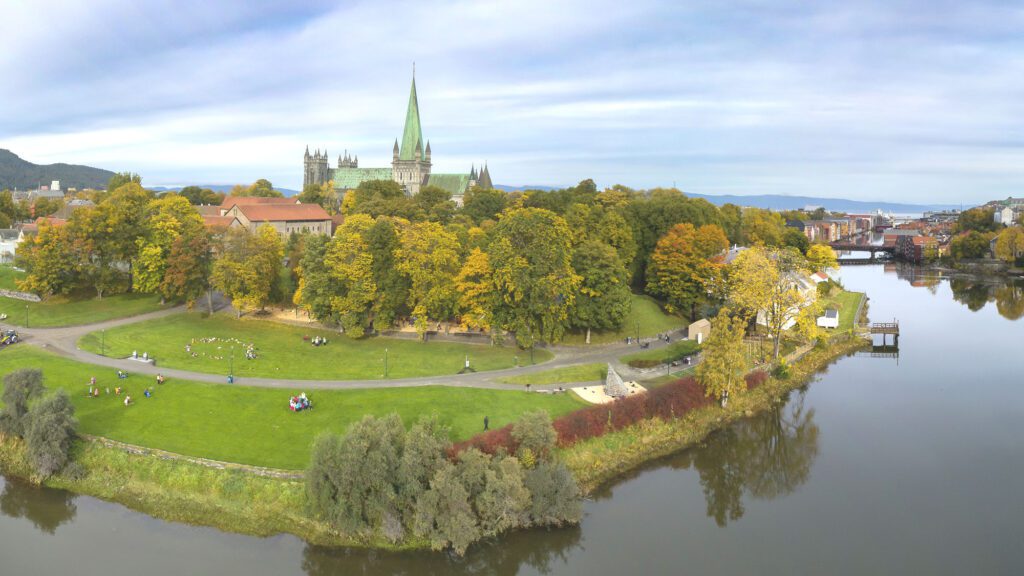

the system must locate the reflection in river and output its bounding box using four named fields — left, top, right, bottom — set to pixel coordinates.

left=678, top=390, right=818, bottom=526
left=0, top=475, right=77, bottom=535
left=950, top=277, right=1024, bottom=319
